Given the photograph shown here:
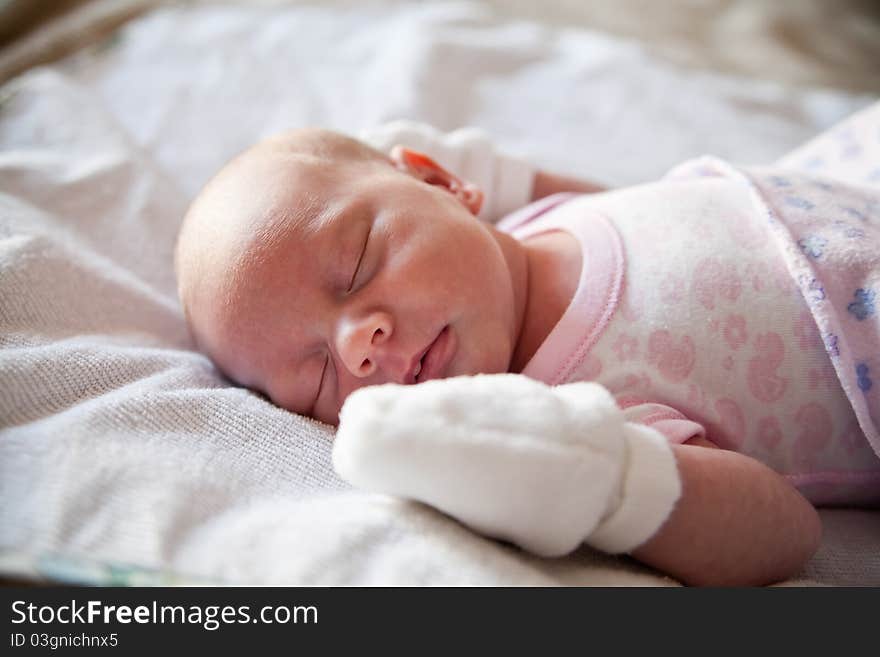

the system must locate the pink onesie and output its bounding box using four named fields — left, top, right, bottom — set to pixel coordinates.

left=498, top=102, right=880, bottom=507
